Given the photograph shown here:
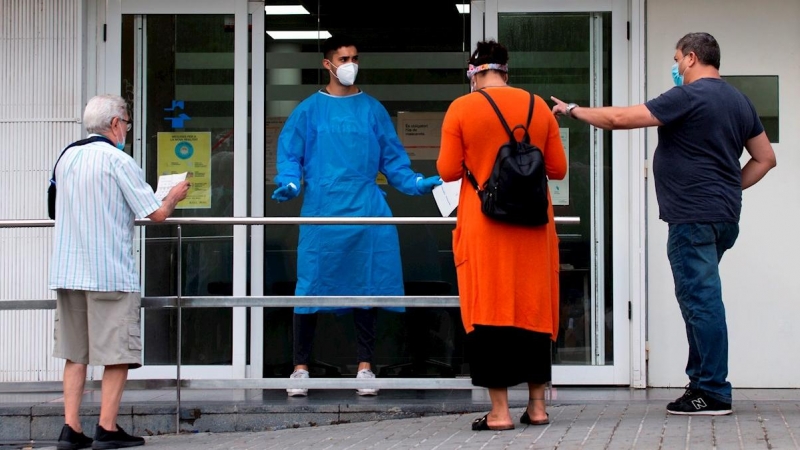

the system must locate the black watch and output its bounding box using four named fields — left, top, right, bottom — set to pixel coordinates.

left=566, top=103, right=579, bottom=117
